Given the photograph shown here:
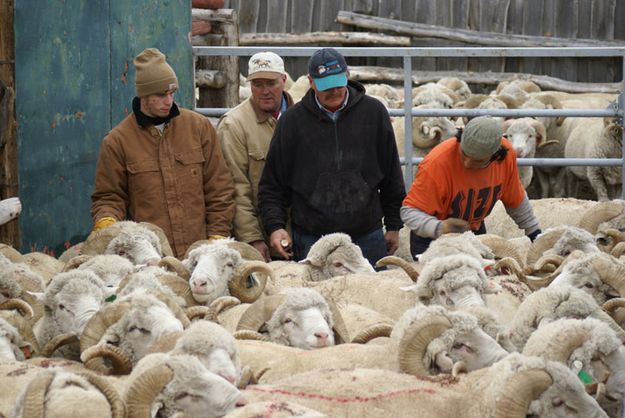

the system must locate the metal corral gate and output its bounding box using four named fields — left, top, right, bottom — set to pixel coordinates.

left=193, top=46, right=625, bottom=197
